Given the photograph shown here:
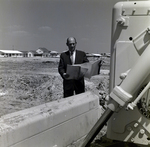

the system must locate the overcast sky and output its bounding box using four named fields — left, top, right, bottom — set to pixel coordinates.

left=0, top=0, right=123, bottom=53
